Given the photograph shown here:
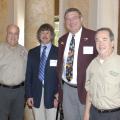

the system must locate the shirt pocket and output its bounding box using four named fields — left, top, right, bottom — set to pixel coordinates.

left=105, top=70, right=120, bottom=84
